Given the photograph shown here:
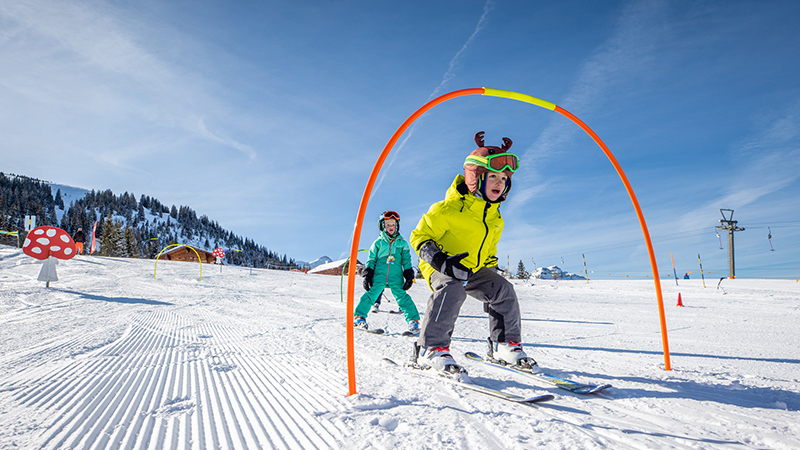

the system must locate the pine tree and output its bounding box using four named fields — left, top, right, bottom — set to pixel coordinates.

left=123, top=225, right=138, bottom=258
left=99, top=216, right=120, bottom=256
left=55, top=189, right=64, bottom=210
left=110, top=221, right=126, bottom=257
left=516, top=260, right=528, bottom=279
